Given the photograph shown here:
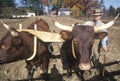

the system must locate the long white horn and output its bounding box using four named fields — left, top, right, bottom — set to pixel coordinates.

left=1, top=21, right=11, bottom=30
left=1, top=21, right=19, bottom=37
left=114, top=13, right=120, bottom=20
left=94, top=20, right=114, bottom=32
left=94, top=13, right=120, bottom=32
left=54, top=21, right=73, bottom=31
